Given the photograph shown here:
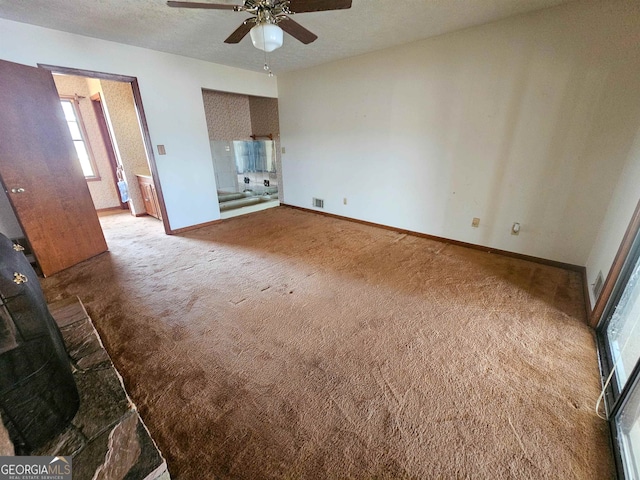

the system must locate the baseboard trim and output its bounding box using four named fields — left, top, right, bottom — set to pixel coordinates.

left=169, top=219, right=223, bottom=235
left=282, top=204, right=584, bottom=273
left=96, top=206, right=126, bottom=213
left=284, top=205, right=594, bottom=319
